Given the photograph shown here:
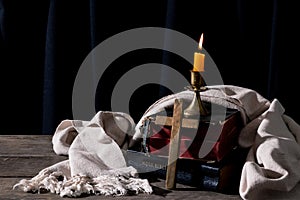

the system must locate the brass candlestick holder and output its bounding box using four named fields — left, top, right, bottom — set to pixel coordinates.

left=183, top=70, right=209, bottom=117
